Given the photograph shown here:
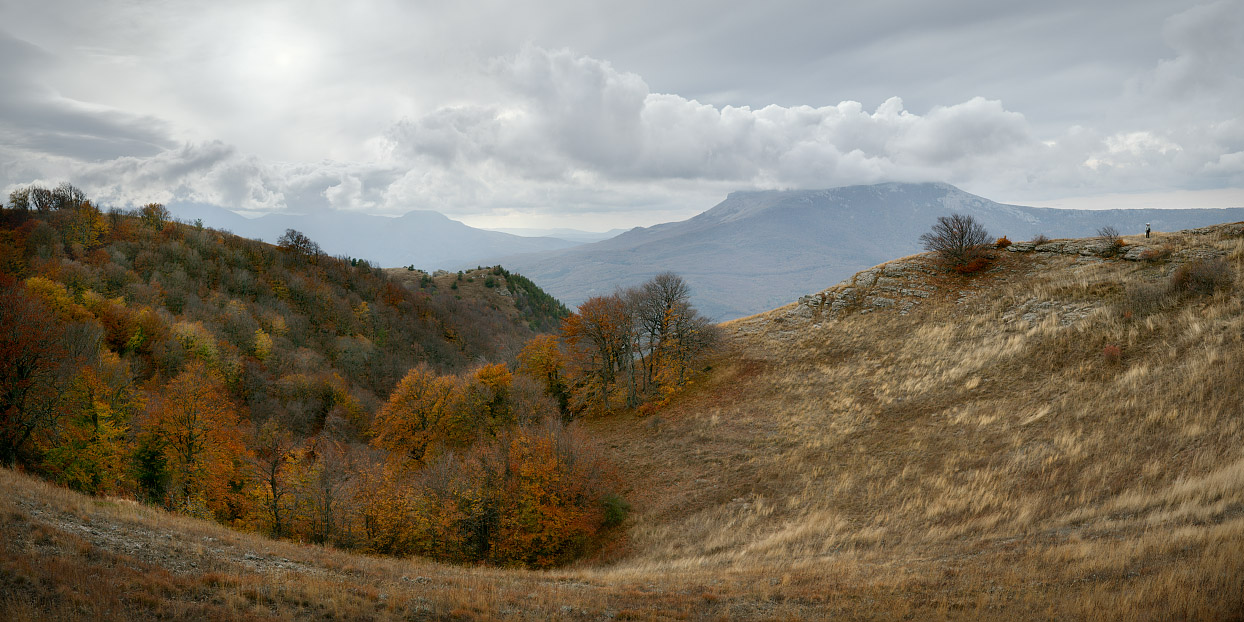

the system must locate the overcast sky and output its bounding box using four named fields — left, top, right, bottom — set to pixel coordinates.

left=2, top=0, right=1242, bottom=229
